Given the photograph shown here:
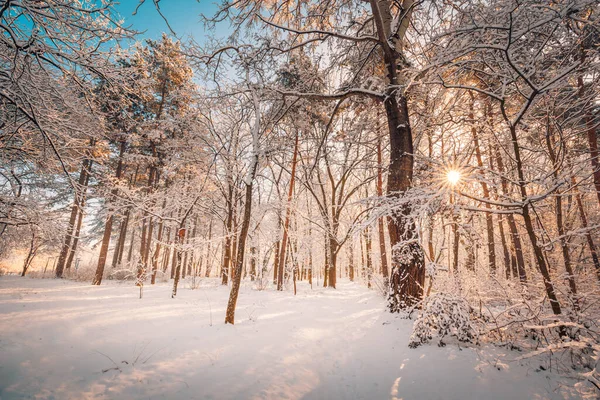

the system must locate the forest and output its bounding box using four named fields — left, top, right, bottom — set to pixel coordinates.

left=1, top=0, right=600, bottom=399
